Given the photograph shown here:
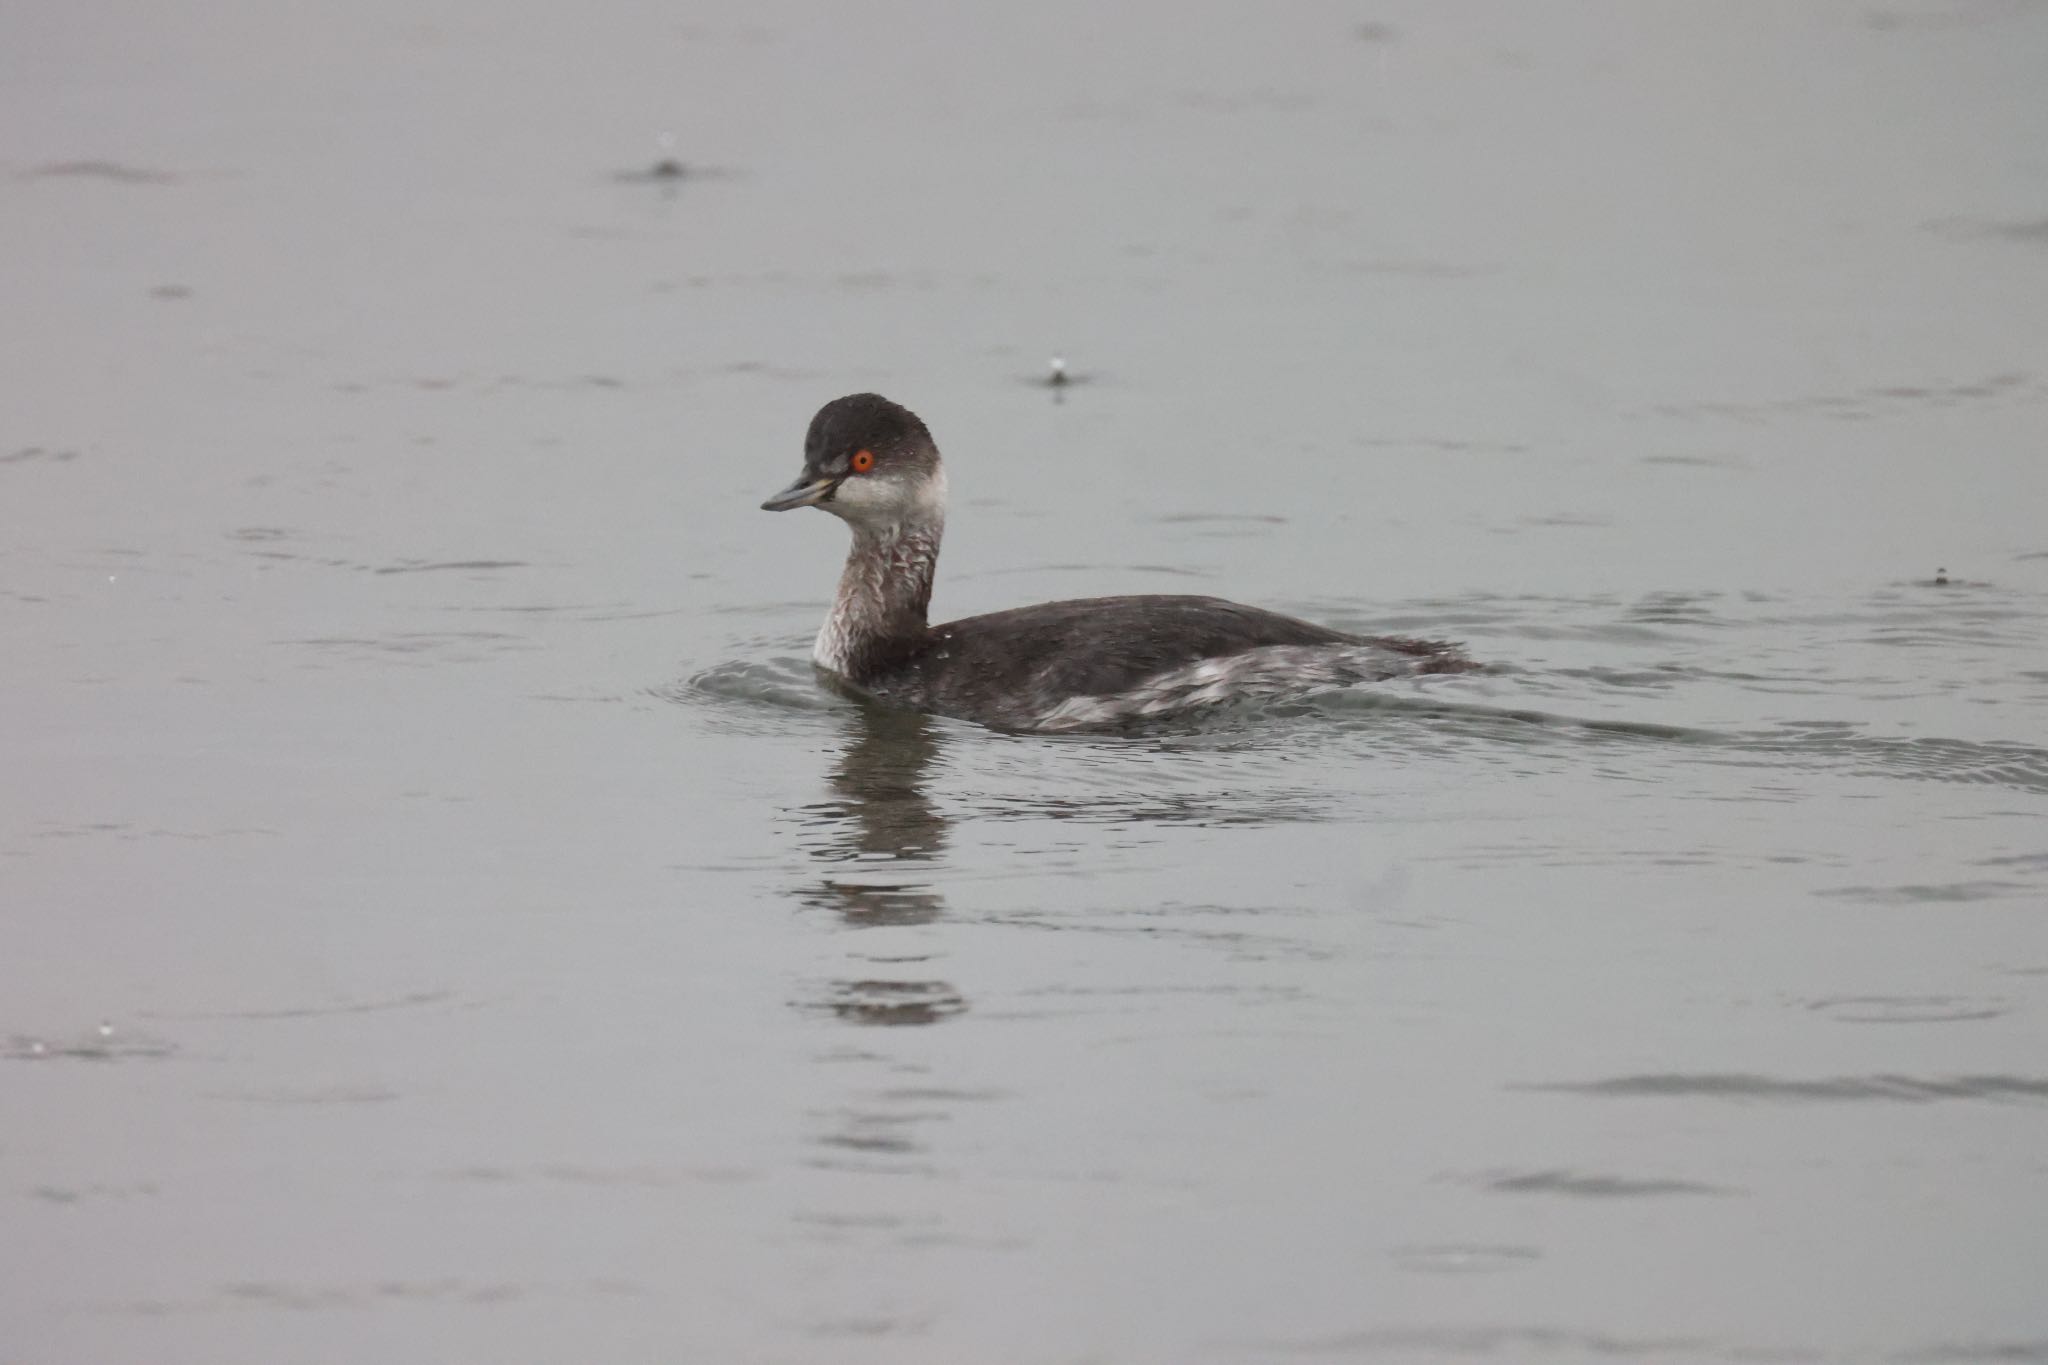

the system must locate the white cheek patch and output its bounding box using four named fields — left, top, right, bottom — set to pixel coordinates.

left=826, top=473, right=905, bottom=526
left=827, top=467, right=948, bottom=533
